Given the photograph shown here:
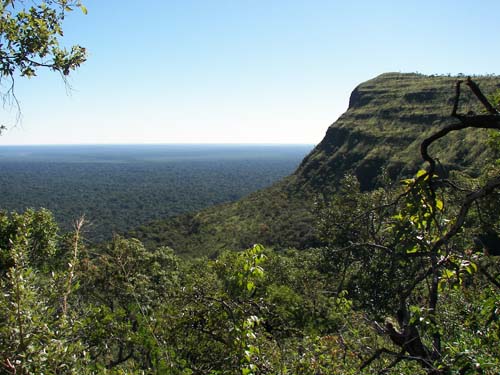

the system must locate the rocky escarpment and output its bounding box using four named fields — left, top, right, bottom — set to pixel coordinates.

left=130, top=73, right=500, bottom=257
left=293, top=73, right=500, bottom=191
